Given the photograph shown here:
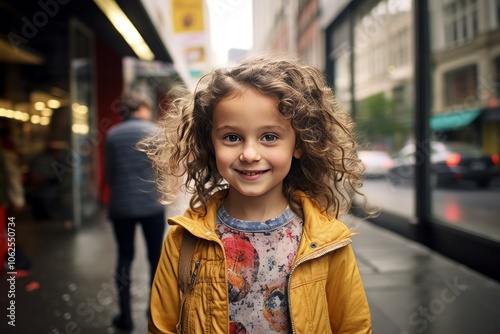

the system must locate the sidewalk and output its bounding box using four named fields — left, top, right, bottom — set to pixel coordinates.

left=346, top=215, right=500, bottom=334
left=0, top=209, right=152, bottom=334
left=1, top=204, right=499, bottom=333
